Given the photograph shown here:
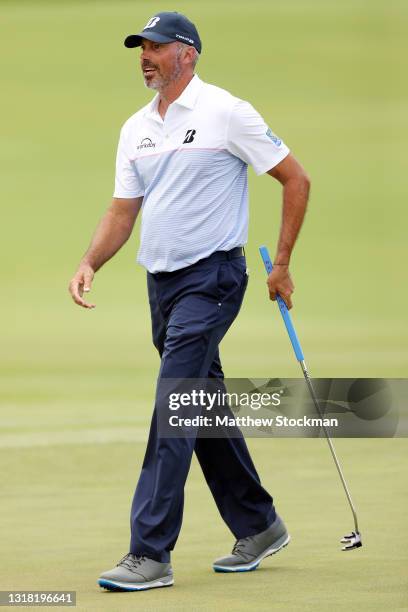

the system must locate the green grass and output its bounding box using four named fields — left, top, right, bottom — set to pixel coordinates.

left=1, top=0, right=407, bottom=609
left=1, top=439, right=407, bottom=611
